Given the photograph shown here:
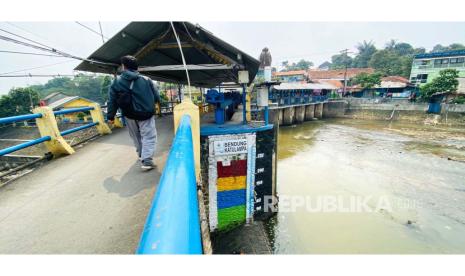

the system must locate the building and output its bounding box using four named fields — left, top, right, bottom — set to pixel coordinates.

left=351, top=76, right=416, bottom=98
left=41, top=93, right=97, bottom=122
left=270, top=82, right=338, bottom=105
left=307, top=68, right=375, bottom=83
left=410, top=50, right=465, bottom=93
left=272, top=70, right=308, bottom=83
